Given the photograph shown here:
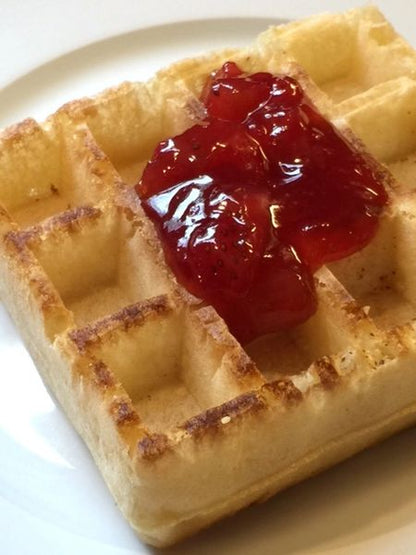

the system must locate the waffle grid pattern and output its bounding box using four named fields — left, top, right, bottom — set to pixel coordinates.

left=2, top=6, right=416, bottom=547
